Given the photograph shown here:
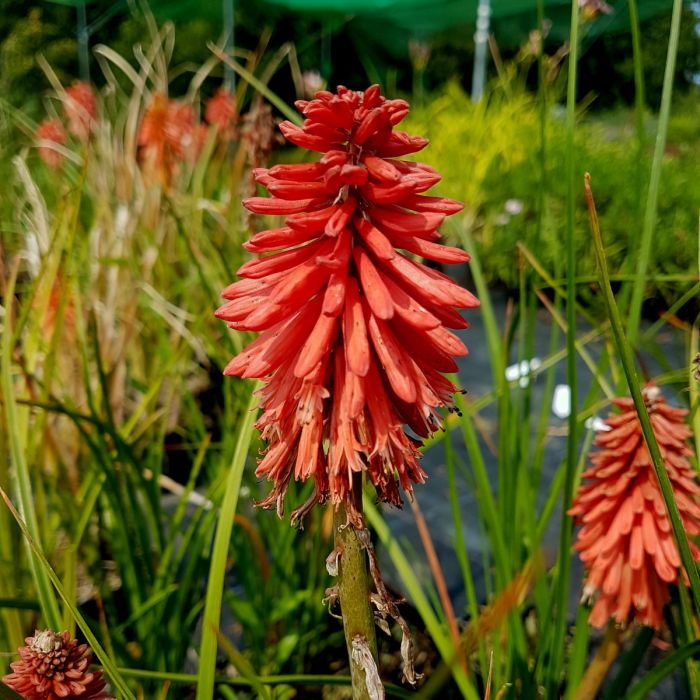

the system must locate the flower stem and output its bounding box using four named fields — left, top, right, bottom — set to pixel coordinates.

left=335, top=478, right=379, bottom=700
left=573, top=624, right=622, bottom=700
